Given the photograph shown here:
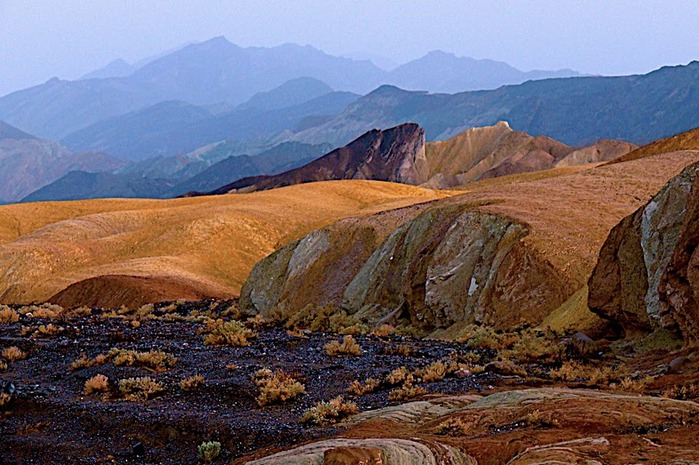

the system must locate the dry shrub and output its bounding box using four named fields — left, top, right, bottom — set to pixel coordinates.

left=0, top=360, right=7, bottom=371
left=108, top=349, right=177, bottom=371
left=246, top=314, right=273, bottom=330
left=119, top=377, right=165, bottom=401
left=549, top=361, right=622, bottom=385
left=84, top=374, right=110, bottom=395
left=32, top=324, right=65, bottom=338
left=325, top=335, right=362, bottom=356
left=458, top=325, right=506, bottom=350
left=0, top=306, right=19, bottom=324
left=2, top=346, right=26, bottom=362
left=385, top=367, right=410, bottom=385
left=300, top=396, right=359, bottom=425
left=371, top=324, right=395, bottom=337
left=197, top=441, right=221, bottom=463
left=524, top=409, right=560, bottom=428
left=416, top=361, right=448, bottom=383
left=434, top=417, right=473, bottom=436
left=20, top=303, right=64, bottom=319
left=65, top=306, right=92, bottom=319
left=347, top=378, right=381, bottom=396
left=180, top=375, right=205, bottom=391
left=284, top=305, right=367, bottom=334
left=71, top=353, right=108, bottom=370
left=0, top=393, right=11, bottom=407
left=226, top=363, right=239, bottom=371
left=664, top=383, right=699, bottom=400
left=253, top=369, right=305, bottom=406
left=286, top=329, right=309, bottom=339
left=504, top=330, right=563, bottom=363
left=382, top=343, right=412, bottom=356
left=388, top=383, right=426, bottom=401
left=619, top=376, right=654, bottom=393
left=203, top=319, right=256, bottom=346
